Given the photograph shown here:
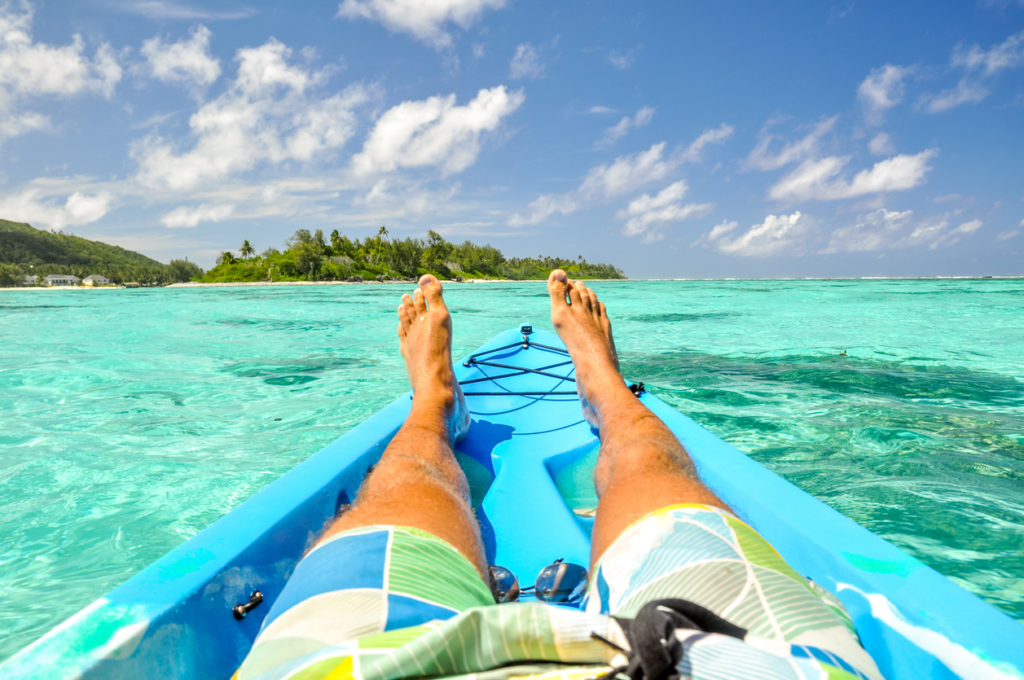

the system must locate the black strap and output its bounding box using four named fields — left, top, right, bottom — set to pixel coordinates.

left=595, top=599, right=747, bottom=680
